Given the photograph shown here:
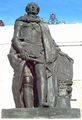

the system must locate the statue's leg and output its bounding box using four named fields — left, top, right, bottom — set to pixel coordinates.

left=35, top=63, right=47, bottom=106
left=22, top=65, right=34, bottom=107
